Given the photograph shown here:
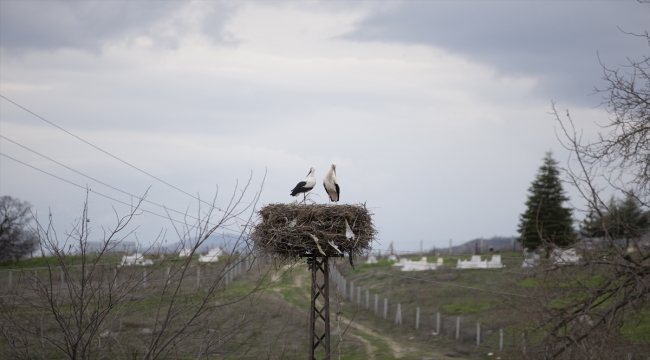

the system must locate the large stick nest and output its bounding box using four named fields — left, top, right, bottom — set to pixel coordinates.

left=251, top=203, right=376, bottom=260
